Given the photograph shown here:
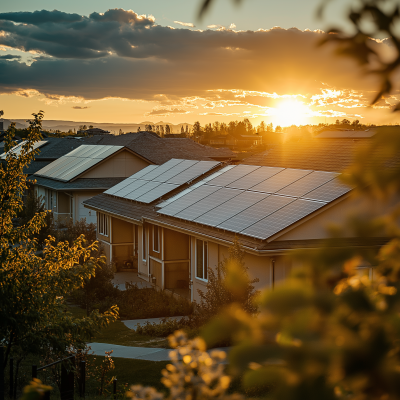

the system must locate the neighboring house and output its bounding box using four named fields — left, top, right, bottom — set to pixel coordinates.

left=84, top=159, right=389, bottom=302
left=208, top=135, right=262, bottom=149
left=243, top=131, right=377, bottom=172
left=32, top=144, right=149, bottom=224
